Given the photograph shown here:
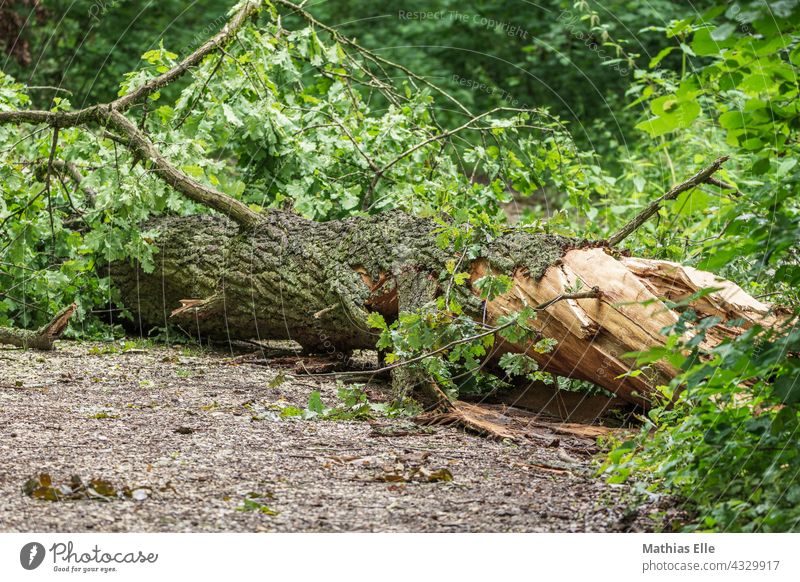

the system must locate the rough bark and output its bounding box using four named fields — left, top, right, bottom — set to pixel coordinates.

left=112, top=210, right=574, bottom=349
left=111, top=210, right=777, bottom=408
